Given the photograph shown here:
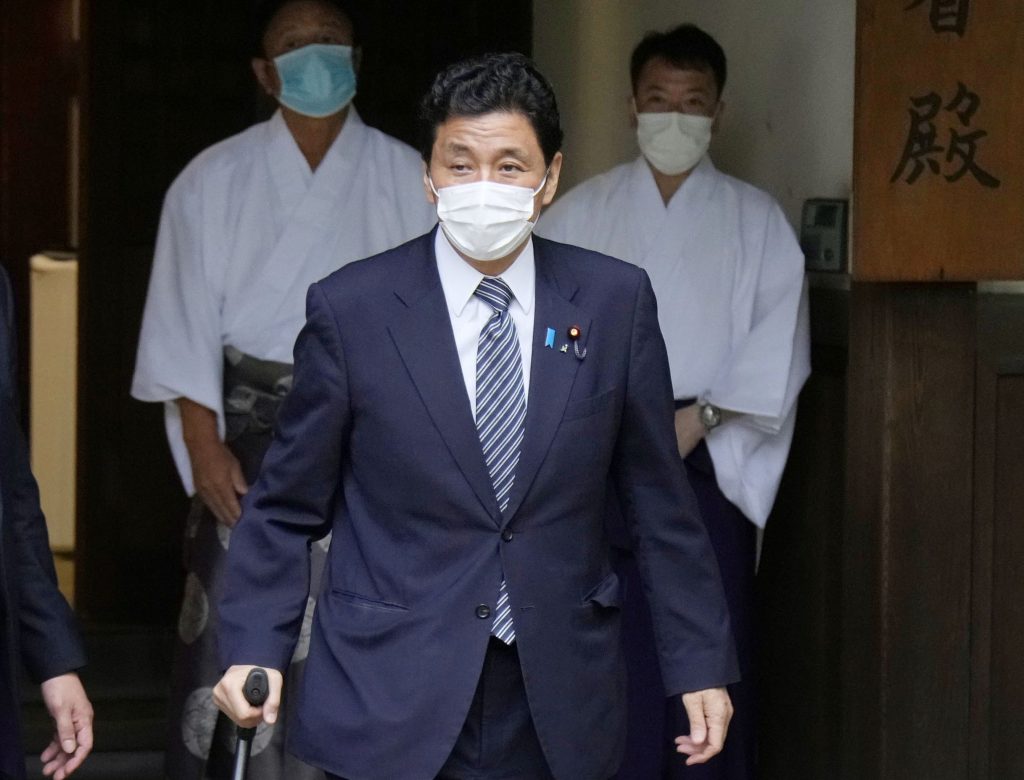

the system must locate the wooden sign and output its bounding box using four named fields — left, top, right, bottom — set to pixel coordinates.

left=854, top=0, right=1024, bottom=280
